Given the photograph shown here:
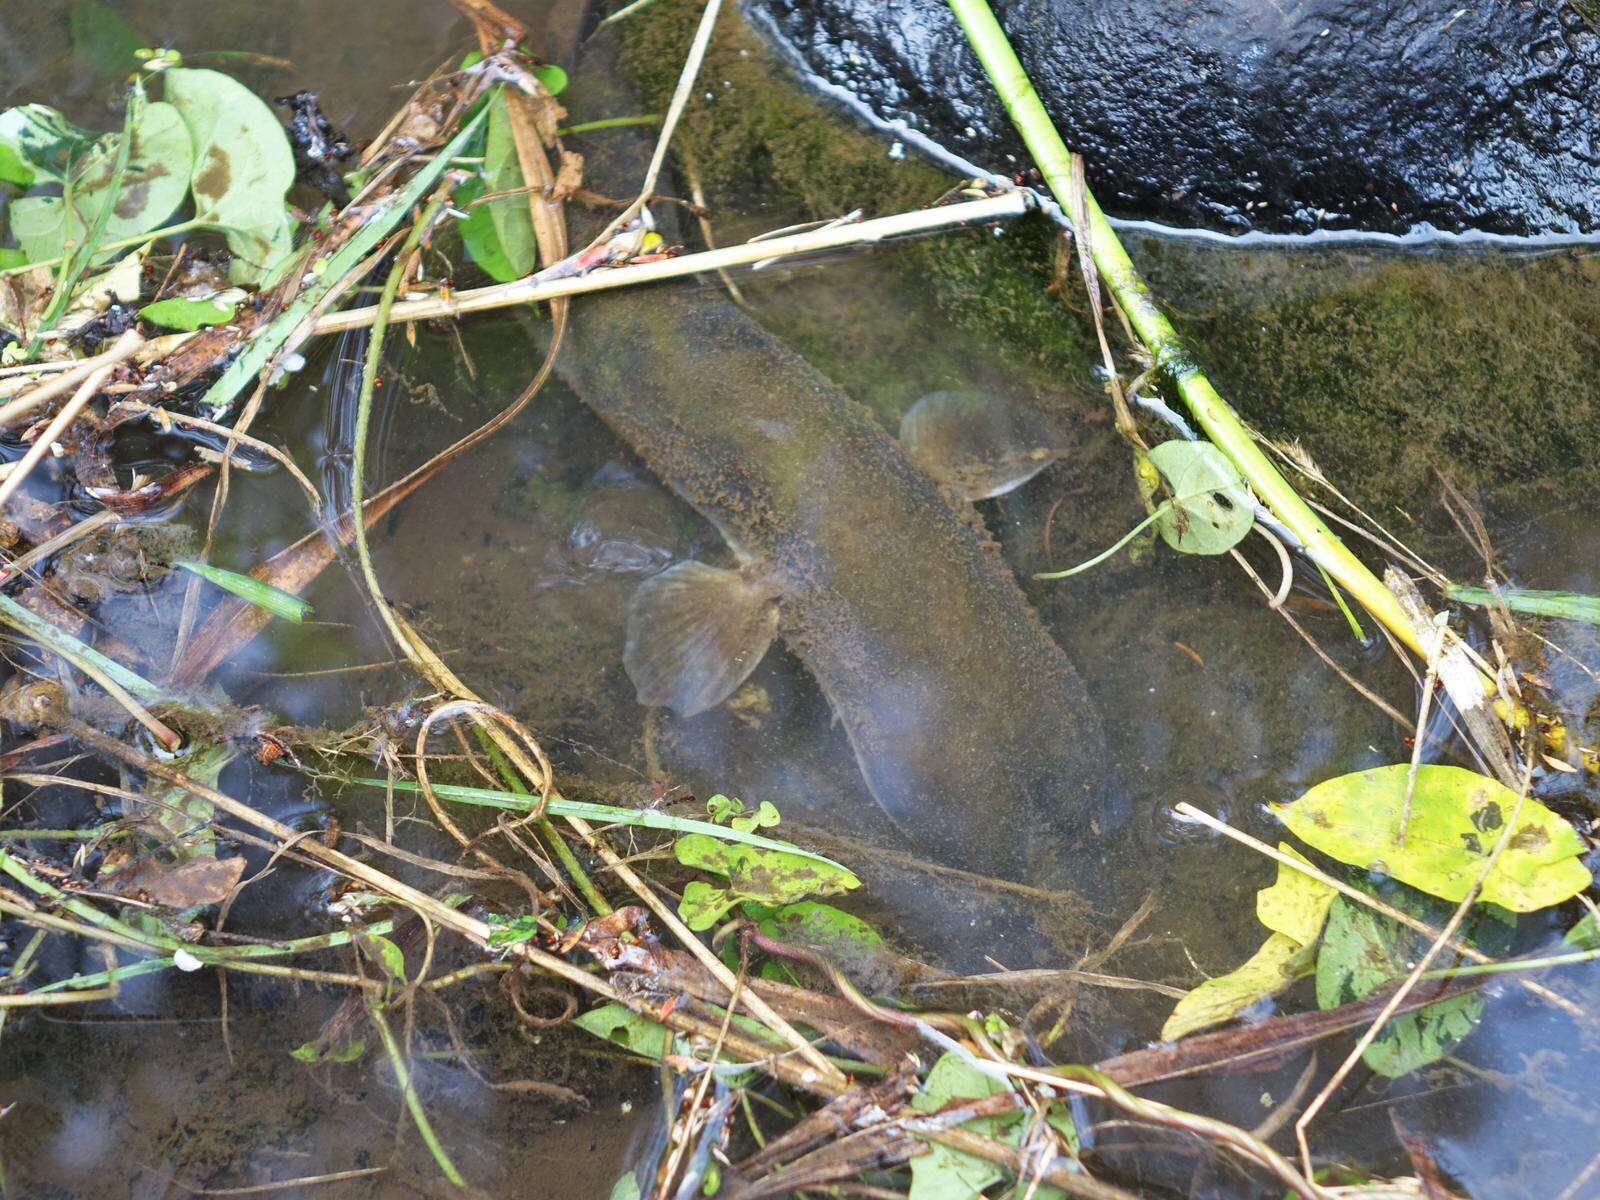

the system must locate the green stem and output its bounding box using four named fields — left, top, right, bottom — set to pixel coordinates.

left=368, top=997, right=466, bottom=1188
left=1419, top=945, right=1600, bottom=982
left=556, top=114, right=663, bottom=137
left=1034, top=502, right=1168, bottom=580
left=944, top=0, right=1422, bottom=659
